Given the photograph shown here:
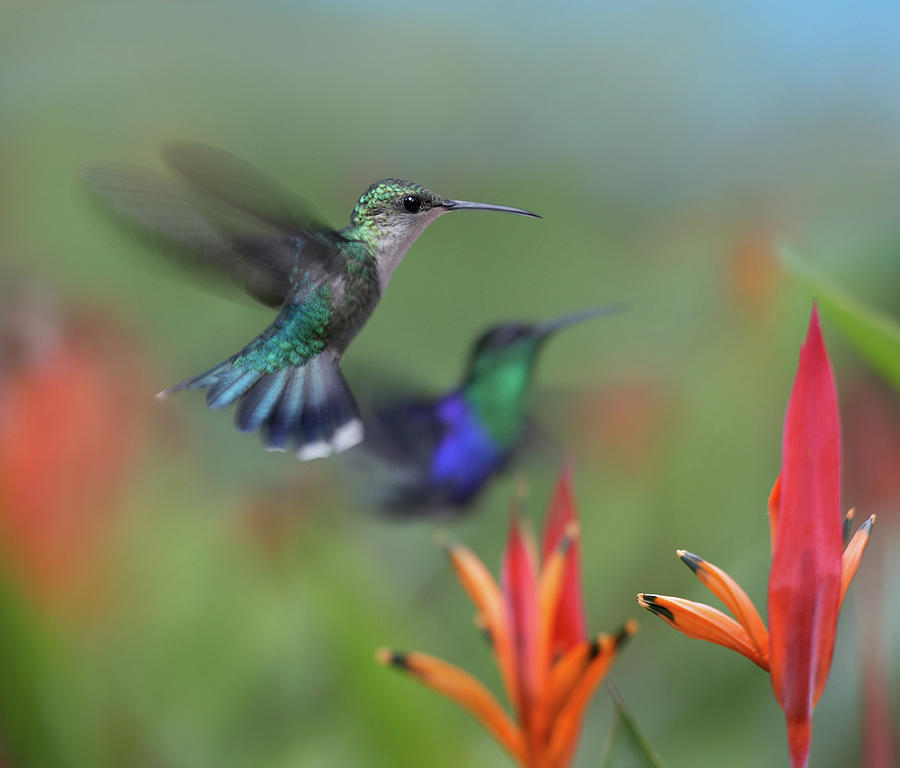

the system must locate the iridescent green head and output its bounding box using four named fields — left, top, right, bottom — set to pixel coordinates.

left=350, top=179, right=446, bottom=225
left=464, top=323, right=542, bottom=387
left=460, top=306, right=623, bottom=445
left=347, top=179, right=539, bottom=286
left=458, top=322, right=541, bottom=445
left=463, top=305, right=626, bottom=387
